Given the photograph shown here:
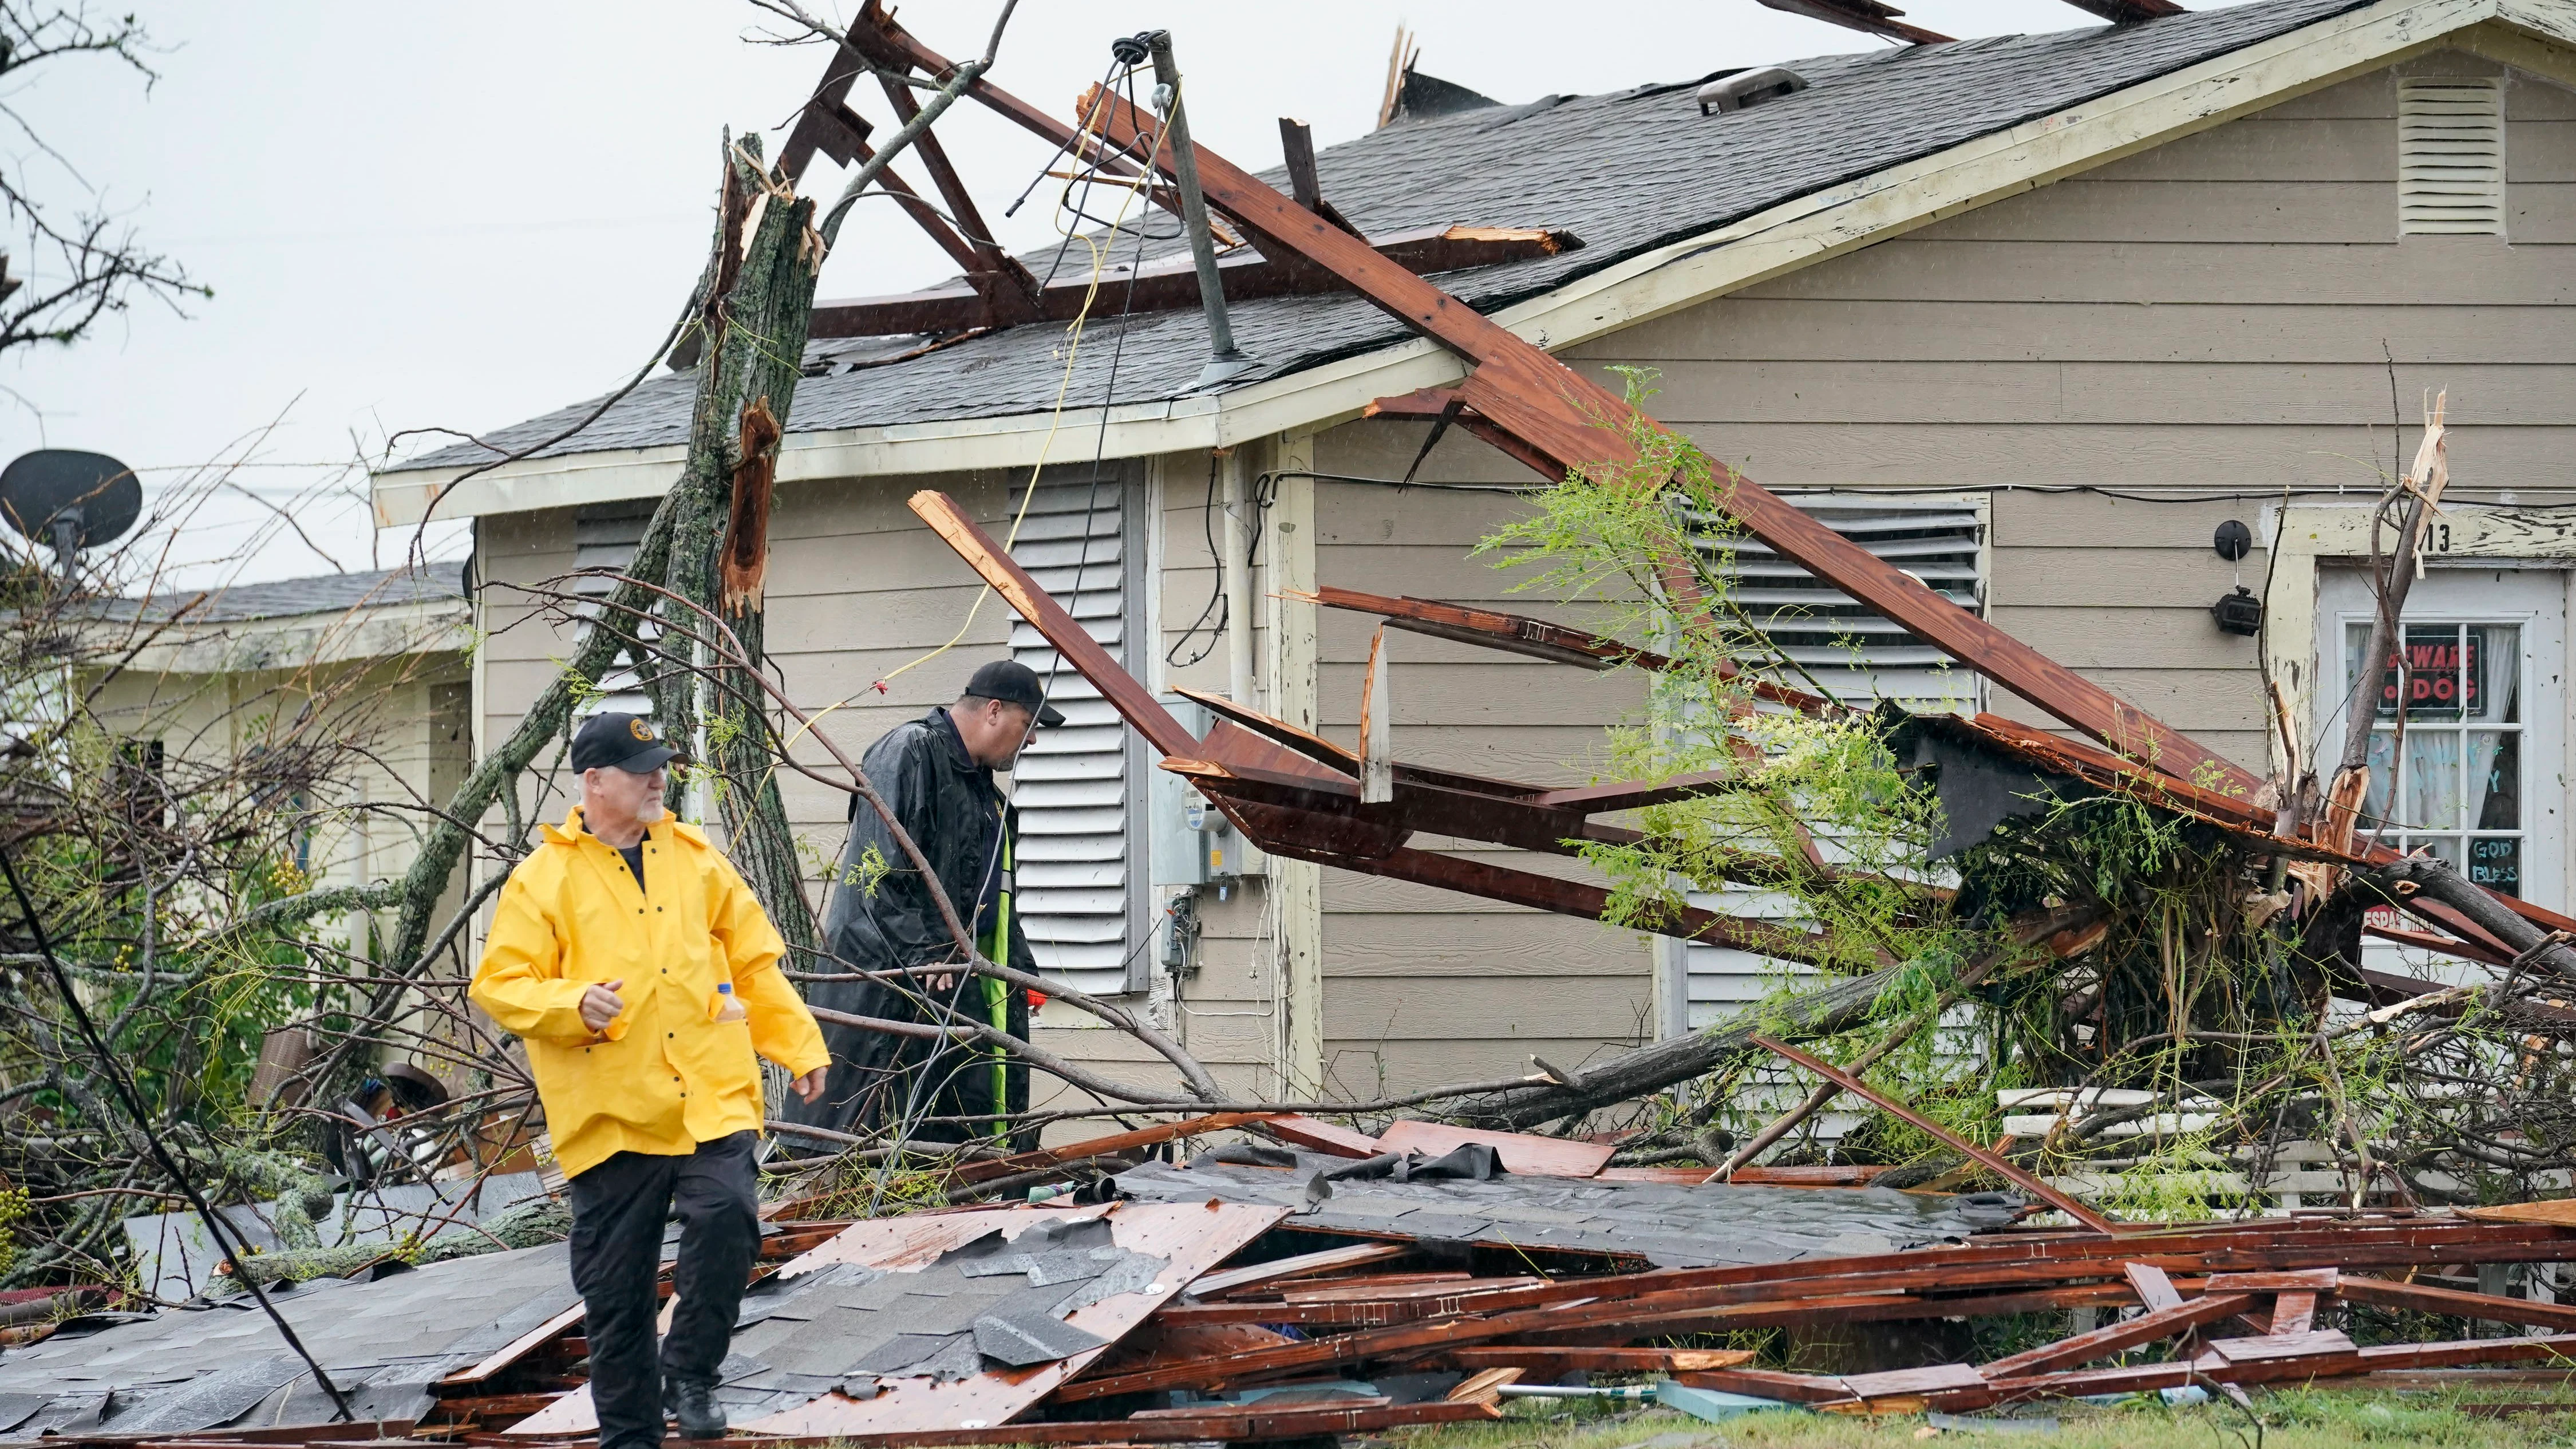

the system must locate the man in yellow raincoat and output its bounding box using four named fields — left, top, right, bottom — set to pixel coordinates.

left=472, top=712, right=828, bottom=1449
